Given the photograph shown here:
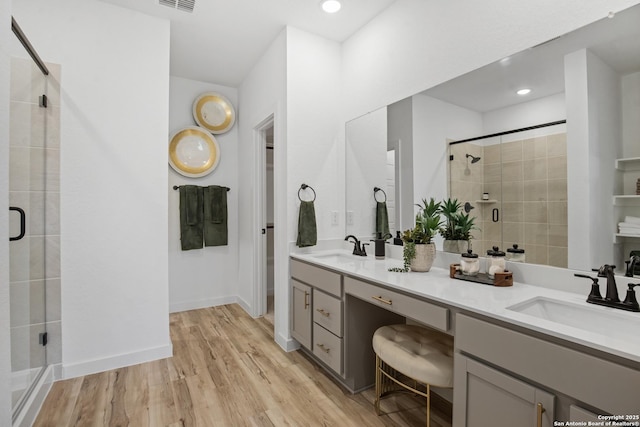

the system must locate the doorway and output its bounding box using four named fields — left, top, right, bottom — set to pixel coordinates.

left=264, top=124, right=275, bottom=325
